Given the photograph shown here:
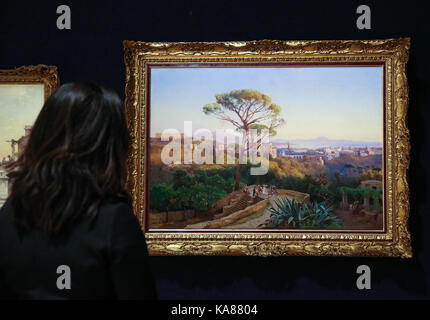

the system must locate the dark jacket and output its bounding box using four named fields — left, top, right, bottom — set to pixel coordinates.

left=0, top=198, right=157, bottom=300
